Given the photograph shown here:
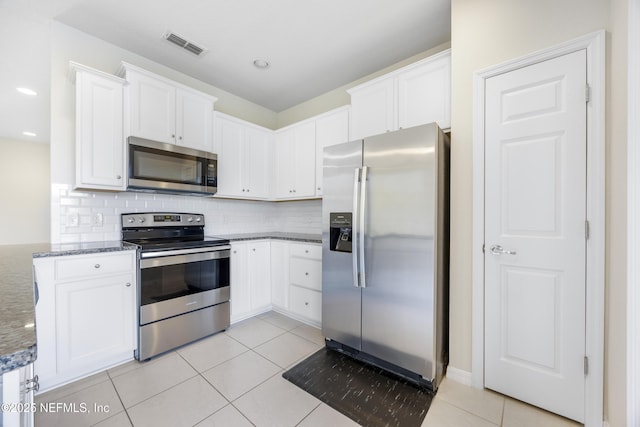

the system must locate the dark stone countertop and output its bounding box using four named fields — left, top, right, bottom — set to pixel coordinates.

left=212, top=232, right=321, bottom=244
left=1, top=241, right=137, bottom=375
